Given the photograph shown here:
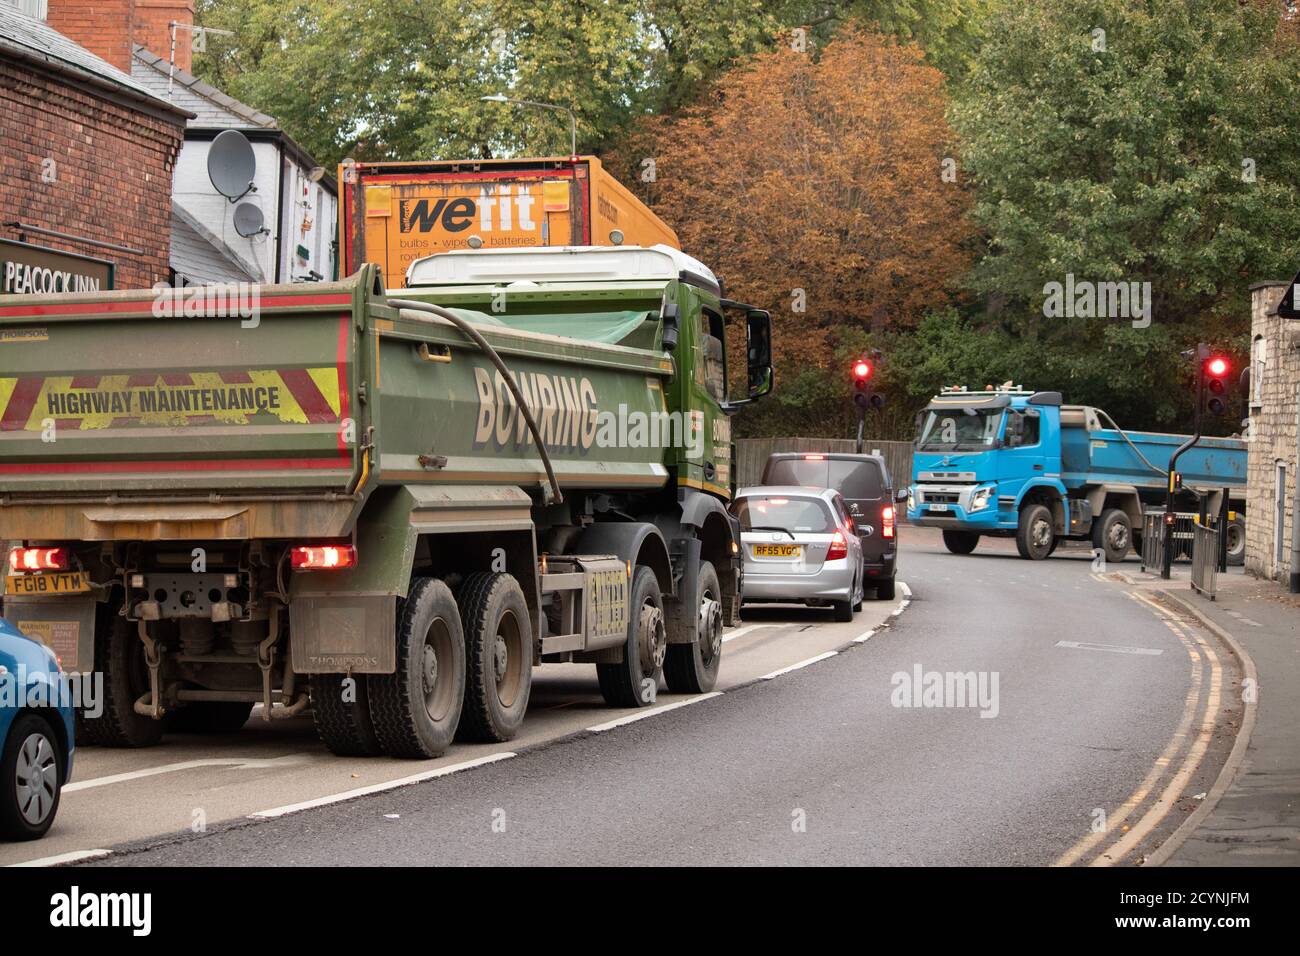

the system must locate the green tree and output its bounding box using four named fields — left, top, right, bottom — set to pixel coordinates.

left=951, top=0, right=1300, bottom=332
